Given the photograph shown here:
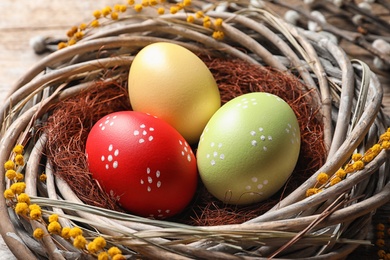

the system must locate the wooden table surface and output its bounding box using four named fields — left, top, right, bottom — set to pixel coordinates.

left=0, top=0, right=389, bottom=259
